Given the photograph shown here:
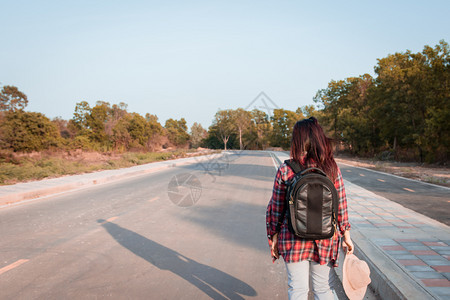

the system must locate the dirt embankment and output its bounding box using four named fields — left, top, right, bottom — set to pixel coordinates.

left=335, top=155, right=450, bottom=187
